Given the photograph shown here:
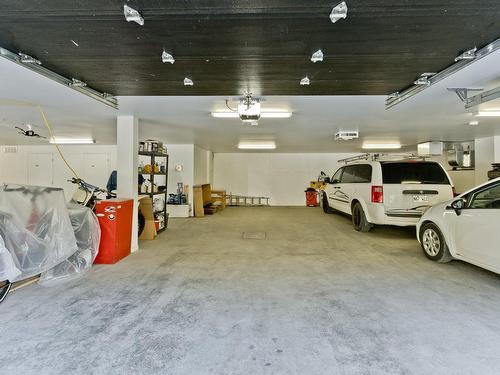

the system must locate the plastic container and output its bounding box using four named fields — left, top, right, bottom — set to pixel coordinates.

left=305, top=188, right=318, bottom=207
